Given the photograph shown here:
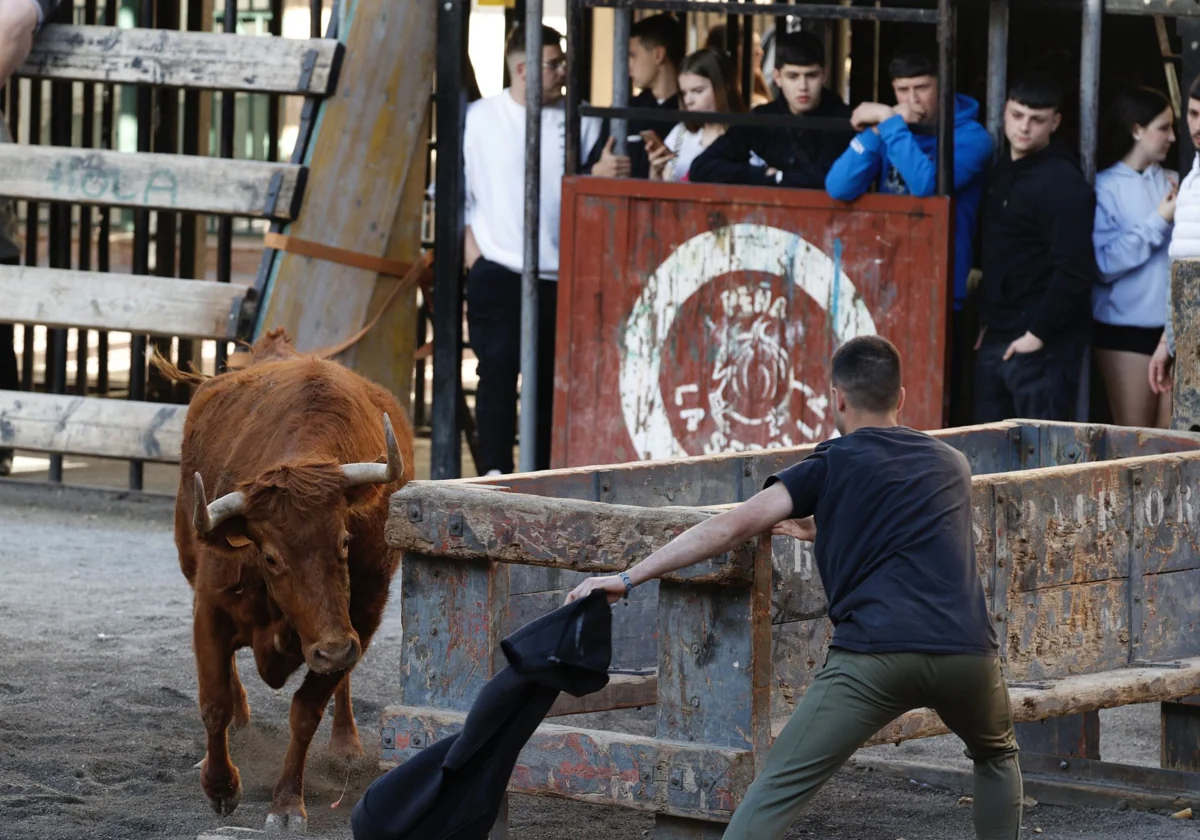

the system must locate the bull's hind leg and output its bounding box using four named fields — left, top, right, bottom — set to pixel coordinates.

left=327, top=672, right=364, bottom=760
left=230, top=655, right=251, bottom=729
left=265, top=670, right=342, bottom=833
